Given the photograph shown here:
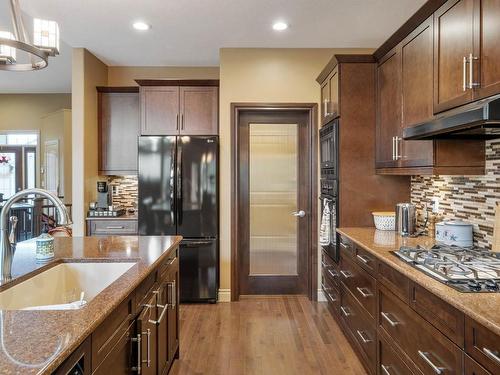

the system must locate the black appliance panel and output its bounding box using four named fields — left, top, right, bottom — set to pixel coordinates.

left=138, top=136, right=177, bottom=235
left=319, top=120, right=338, bottom=177
left=177, top=136, right=218, bottom=238
left=180, top=239, right=218, bottom=302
